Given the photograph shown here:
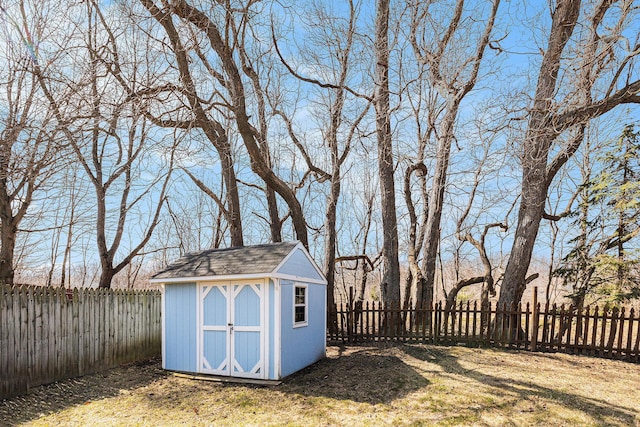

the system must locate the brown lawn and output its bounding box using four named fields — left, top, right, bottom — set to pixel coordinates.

left=1, top=344, right=639, bottom=426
